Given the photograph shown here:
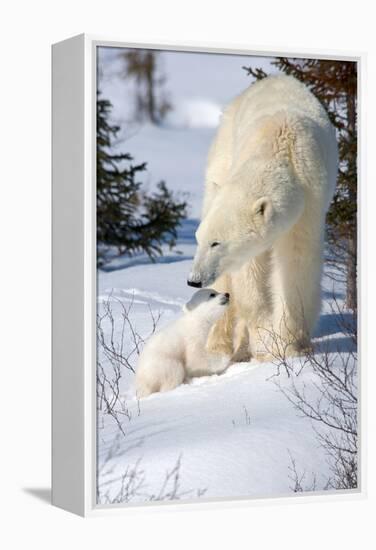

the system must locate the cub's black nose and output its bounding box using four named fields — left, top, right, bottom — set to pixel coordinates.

left=225, top=293, right=230, bottom=298
left=187, top=280, right=202, bottom=288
